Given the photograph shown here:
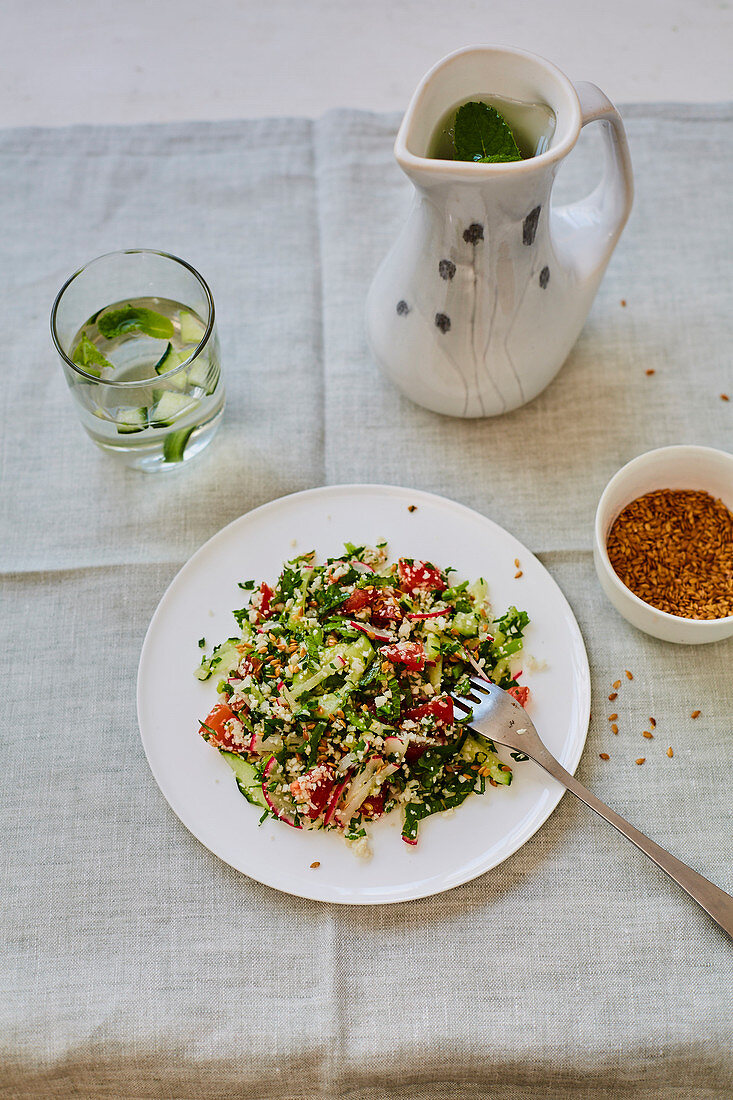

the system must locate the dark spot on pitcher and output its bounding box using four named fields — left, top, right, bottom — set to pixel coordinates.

left=539, top=266, right=550, bottom=289
left=396, top=300, right=410, bottom=316
left=523, top=206, right=541, bottom=246
left=463, top=223, right=484, bottom=245
left=438, top=259, right=456, bottom=280
left=435, top=313, right=451, bottom=333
